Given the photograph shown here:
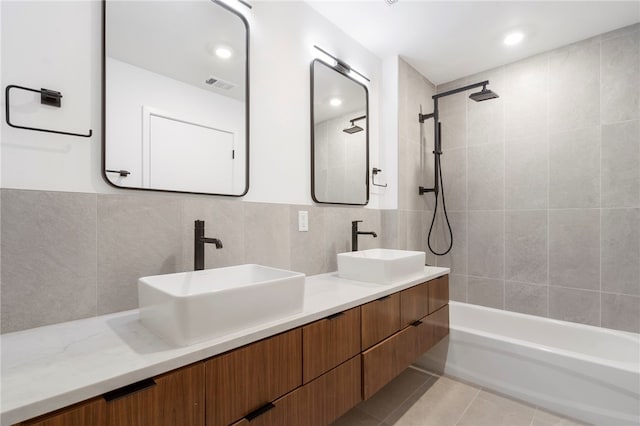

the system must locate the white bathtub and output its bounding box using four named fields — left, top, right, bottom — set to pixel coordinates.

left=417, top=301, right=640, bottom=425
